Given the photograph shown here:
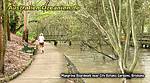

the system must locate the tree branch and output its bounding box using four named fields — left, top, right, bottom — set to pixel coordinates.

left=81, top=40, right=117, bottom=60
